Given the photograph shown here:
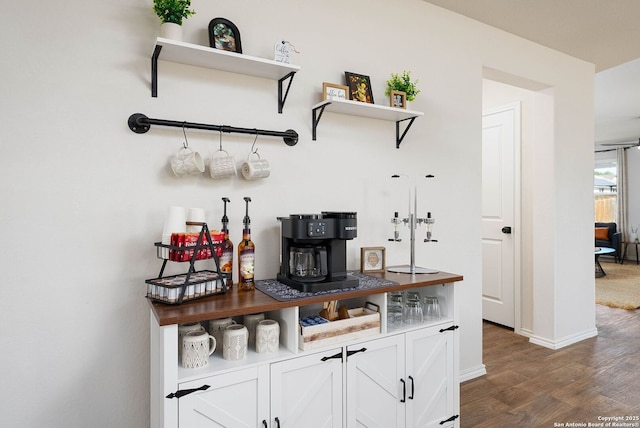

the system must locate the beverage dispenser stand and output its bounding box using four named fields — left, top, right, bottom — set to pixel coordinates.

left=387, top=174, right=439, bottom=274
